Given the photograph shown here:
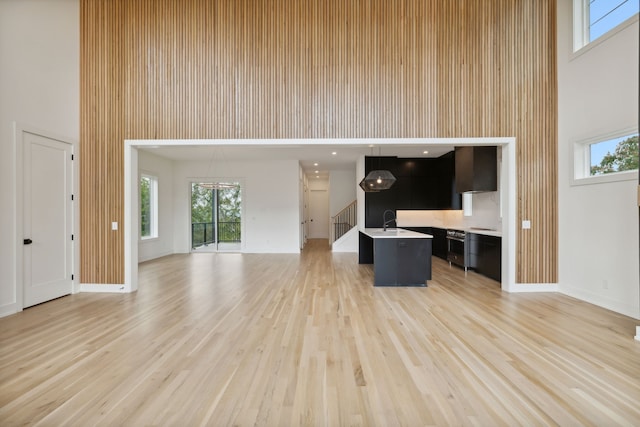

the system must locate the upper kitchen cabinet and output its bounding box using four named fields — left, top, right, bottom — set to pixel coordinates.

left=437, top=151, right=462, bottom=209
left=455, top=146, right=497, bottom=193
left=364, top=153, right=461, bottom=227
